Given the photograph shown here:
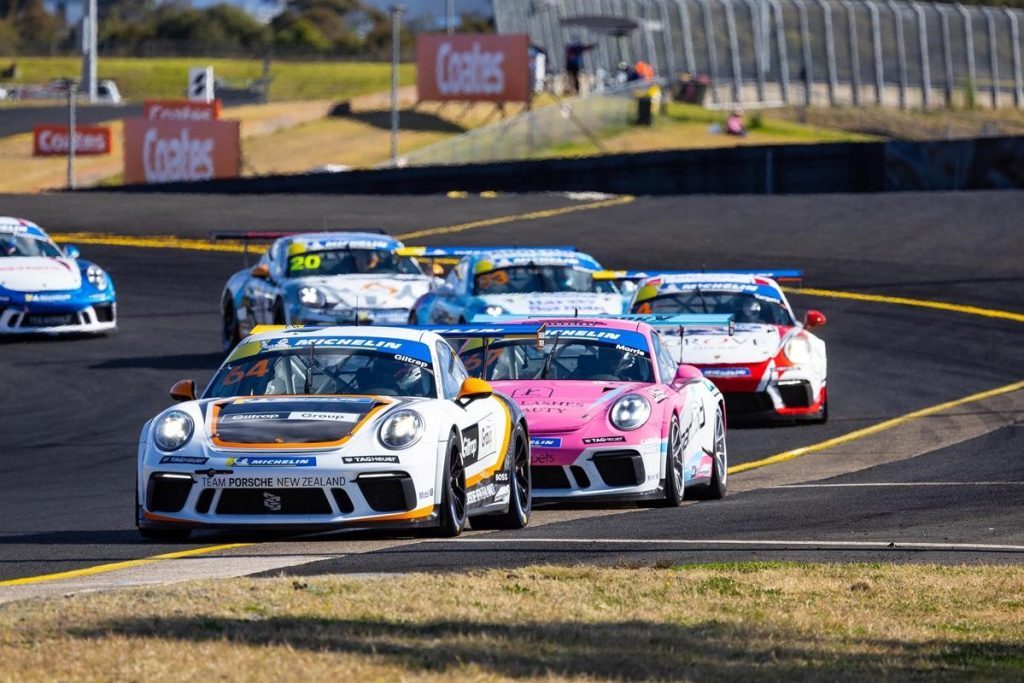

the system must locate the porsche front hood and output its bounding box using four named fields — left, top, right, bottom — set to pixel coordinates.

left=490, top=380, right=639, bottom=432
left=205, top=396, right=384, bottom=449
left=678, top=323, right=784, bottom=365
left=0, top=257, right=81, bottom=293
left=294, top=274, right=431, bottom=310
